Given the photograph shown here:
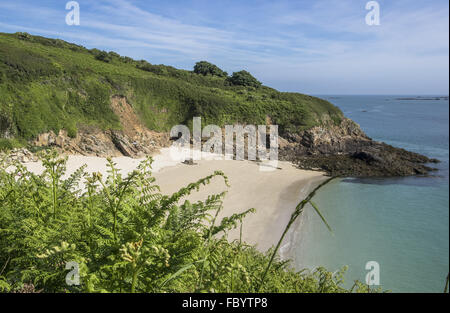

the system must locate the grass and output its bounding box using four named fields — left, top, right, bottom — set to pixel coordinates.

left=0, top=31, right=343, bottom=146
